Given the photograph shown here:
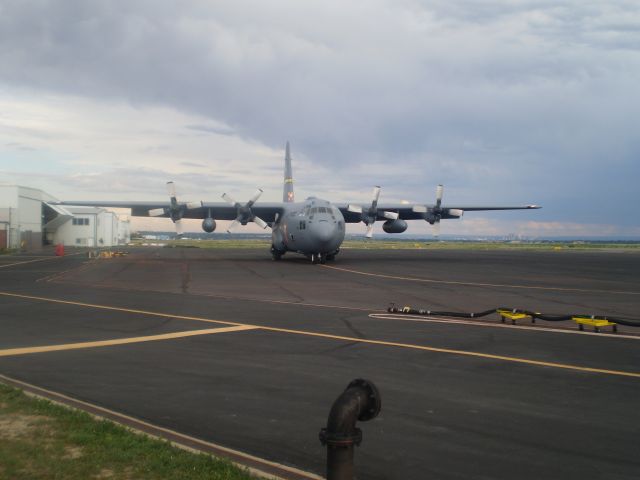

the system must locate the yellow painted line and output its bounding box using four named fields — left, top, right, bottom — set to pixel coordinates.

left=0, top=253, right=85, bottom=269
left=1, top=291, right=638, bottom=378
left=0, top=291, right=241, bottom=327
left=322, top=265, right=640, bottom=295
left=0, top=325, right=257, bottom=357
left=0, top=257, right=63, bottom=268
left=255, top=326, right=640, bottom=378
left=0, top=255, right=53, bottom=259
